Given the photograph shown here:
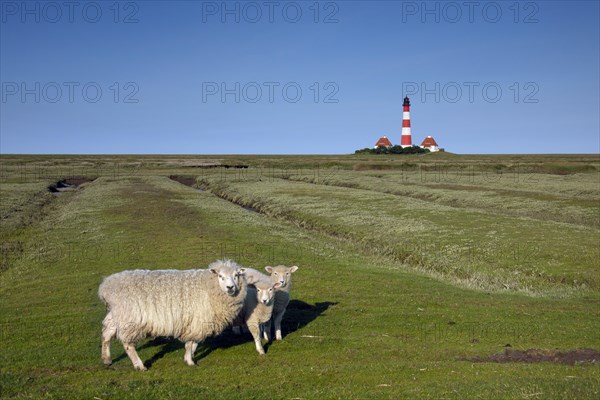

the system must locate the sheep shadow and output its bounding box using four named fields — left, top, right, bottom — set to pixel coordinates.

left=279, top=300, right=337, bottom=337
left=110, top=337, right=184, bottom=369
left=202, top=300, right=337, bottom=358
left=110, top=300, right=336, bottom=368
left=142, top=338, right=183, bottom=368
